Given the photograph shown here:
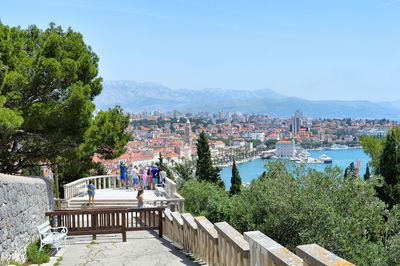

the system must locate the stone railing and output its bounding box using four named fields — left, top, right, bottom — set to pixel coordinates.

left=194, top=216, right=219, bottom=265
left=144, top=198, right=185, bottom=213
left=215, top=222, right=249, bottom=266
left=164, top=176, right=185, bottom=211
left=63, top=175, right=119, bottom=200
left=162, top=211, right=355, bottom=266
left=165, top=176, right=177, bottom=198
